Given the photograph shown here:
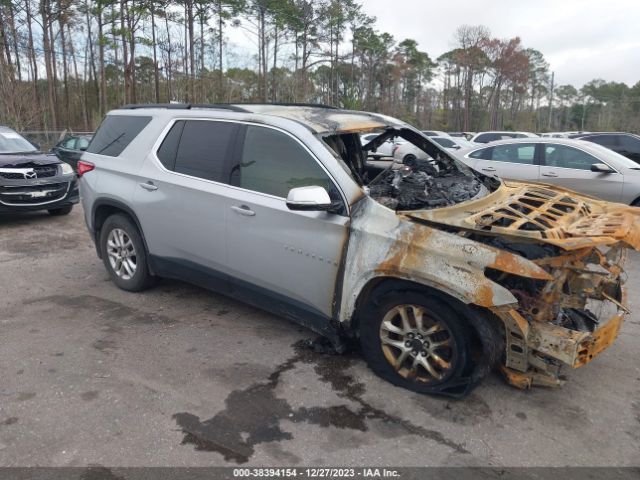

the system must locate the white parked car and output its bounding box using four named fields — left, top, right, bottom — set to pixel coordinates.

left=393, top=136, right=472, bottom=163
left=460, top=137, right=640, bottom=204
left=421, top=130, right=450, bottom=137
left=540, top=132, right=570, bottom=138
left=360, top=133, right=394, bottom=159
left=470, top=131, right=538, bottom=144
